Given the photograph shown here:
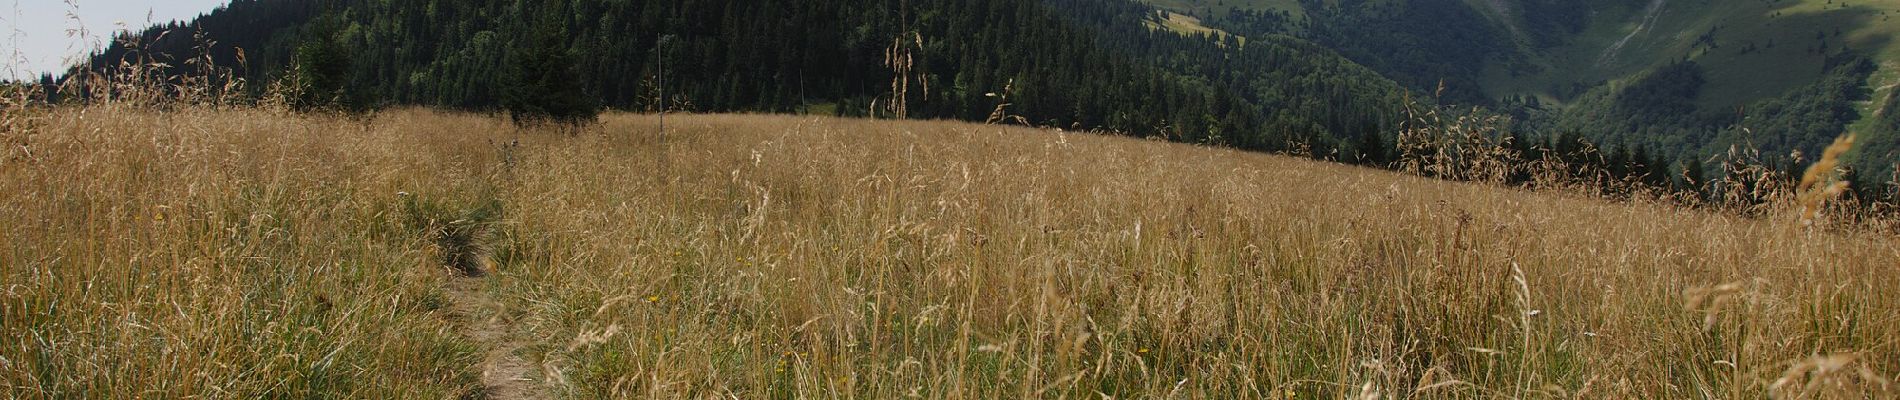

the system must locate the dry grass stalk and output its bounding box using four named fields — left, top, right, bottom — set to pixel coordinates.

left=1396, top=99, right=1522, bottom=185
left=983, top=78, right=1028, bottom=126
left=1794, top=134, right=1855, bottom=227
left=881, top=5, right=925, bottom=120
left=1770, top=353, right=1894, bottom=399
